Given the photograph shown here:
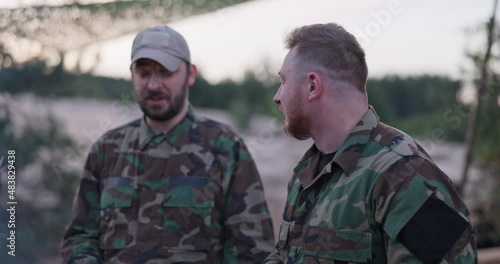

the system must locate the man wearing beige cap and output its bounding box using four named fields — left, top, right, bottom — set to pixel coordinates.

left=61, top=25, right=275, bottom=264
